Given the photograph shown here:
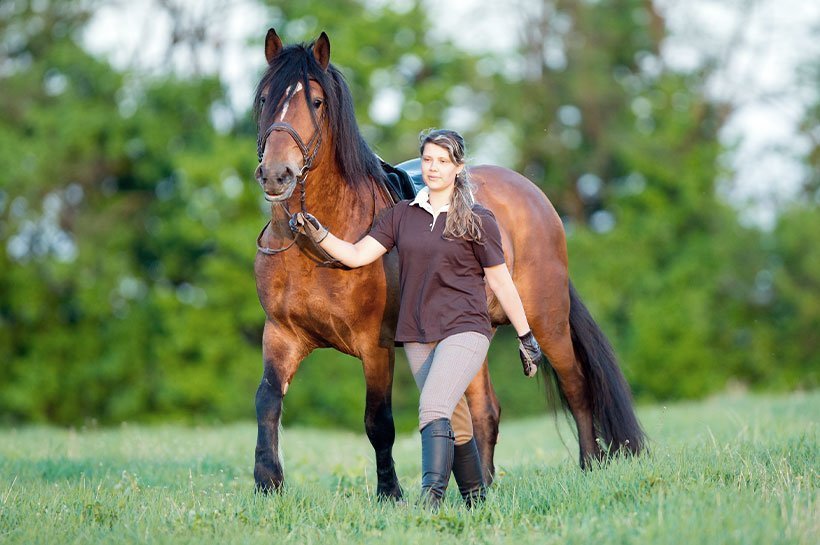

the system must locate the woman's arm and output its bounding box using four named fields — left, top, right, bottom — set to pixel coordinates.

left=483, top=264, right=530, bottom=335
left=484, top=263, right=543, bottom=377
left=320, top=233, right=388, bottom=268
left=291, top=212, right=388, bottom=268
